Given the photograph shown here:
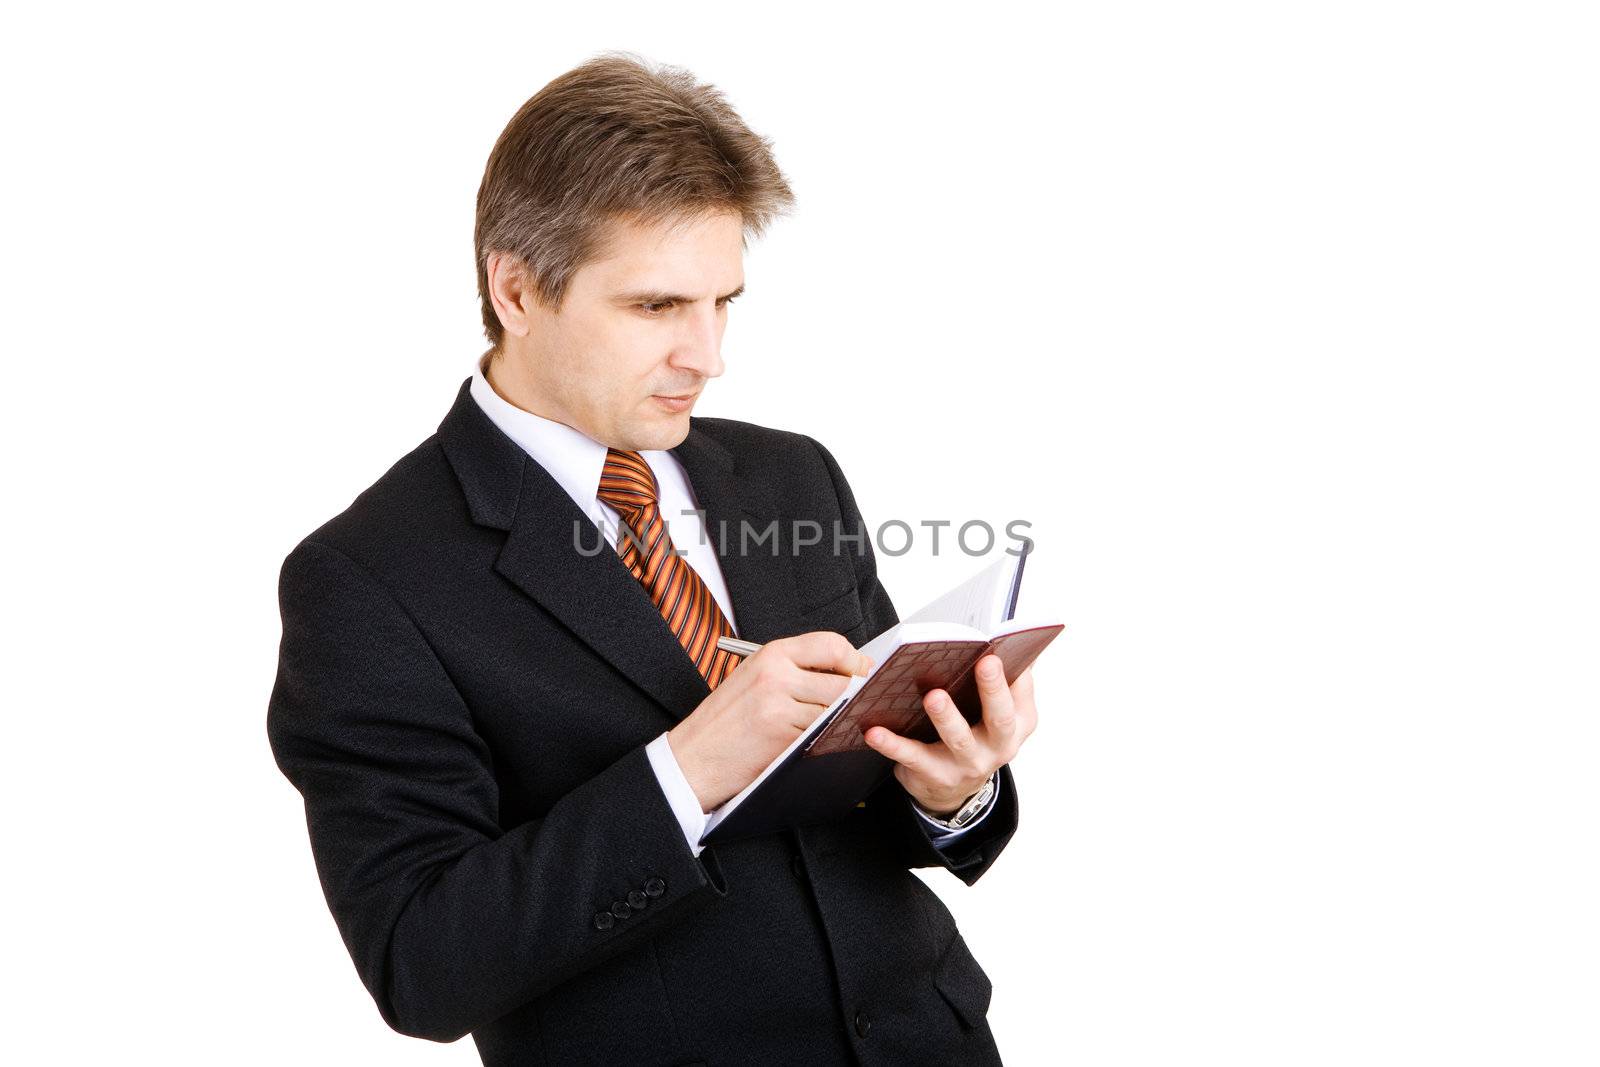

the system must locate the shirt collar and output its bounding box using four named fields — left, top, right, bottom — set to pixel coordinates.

left=468, top=356, right=613, bottom=515
left=468, top=354, right=680, bottom=515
